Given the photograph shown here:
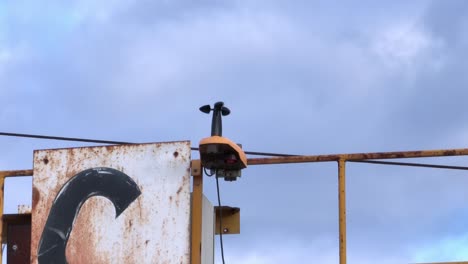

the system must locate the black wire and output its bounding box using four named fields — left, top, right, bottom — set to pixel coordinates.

left=349, top=160, right=468, bottom=171
left=0, top=132, right=298, bottom=157
left=203, top=167, right=215, bottom=177
left=0, top=132, right=133, bottom=145
left=4, top=132, right=468, bottom=170
left=242, top=151, right=296, bottom=157
left=4, top=131, right=468, bottom=263
left=203, top=167, right=226, bottom=264
left=215, top=175, right=226, bottom=264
